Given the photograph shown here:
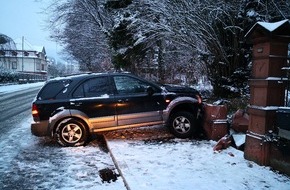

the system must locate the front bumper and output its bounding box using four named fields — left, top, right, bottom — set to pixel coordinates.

left=31, top=120, right=49, bottom=137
